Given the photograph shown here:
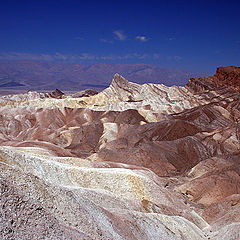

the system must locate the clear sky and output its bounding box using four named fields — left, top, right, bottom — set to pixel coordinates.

left=0, top=0, right=239, bottom=74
